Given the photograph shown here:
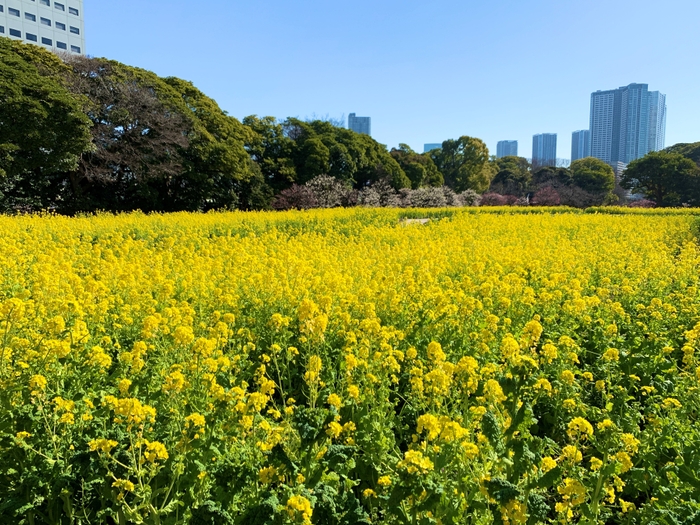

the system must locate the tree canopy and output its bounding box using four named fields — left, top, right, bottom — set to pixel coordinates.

left=430, top=137, right=494, bottom=193
left=0, top=41, right=259, bottom=213
left=665, top=142, right=700, bottom=167
left=621, top=151, right=700, bottom=206
left=570, top=157, right=615, bottom=195
left=389, top=144, right=443, bottom=189
left=0, top=39, right=93, bottom=211
left=62, top=56, right=256, bottom=212
left=489, top=156, right=531, bottom=196
left=281, top=118, right=410, bottom=190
